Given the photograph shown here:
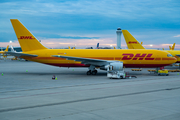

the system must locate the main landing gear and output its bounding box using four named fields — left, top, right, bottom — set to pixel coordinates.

left=87, top=65, right=98, bottom=75
left=87, top=70, right=98, bottom=75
